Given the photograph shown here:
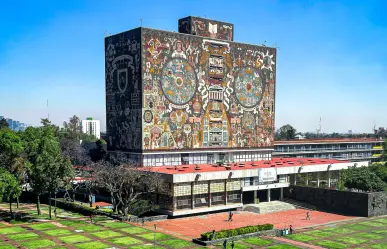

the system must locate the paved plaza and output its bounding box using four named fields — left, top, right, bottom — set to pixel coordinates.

left=144, top=209, right=355, bottom=239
